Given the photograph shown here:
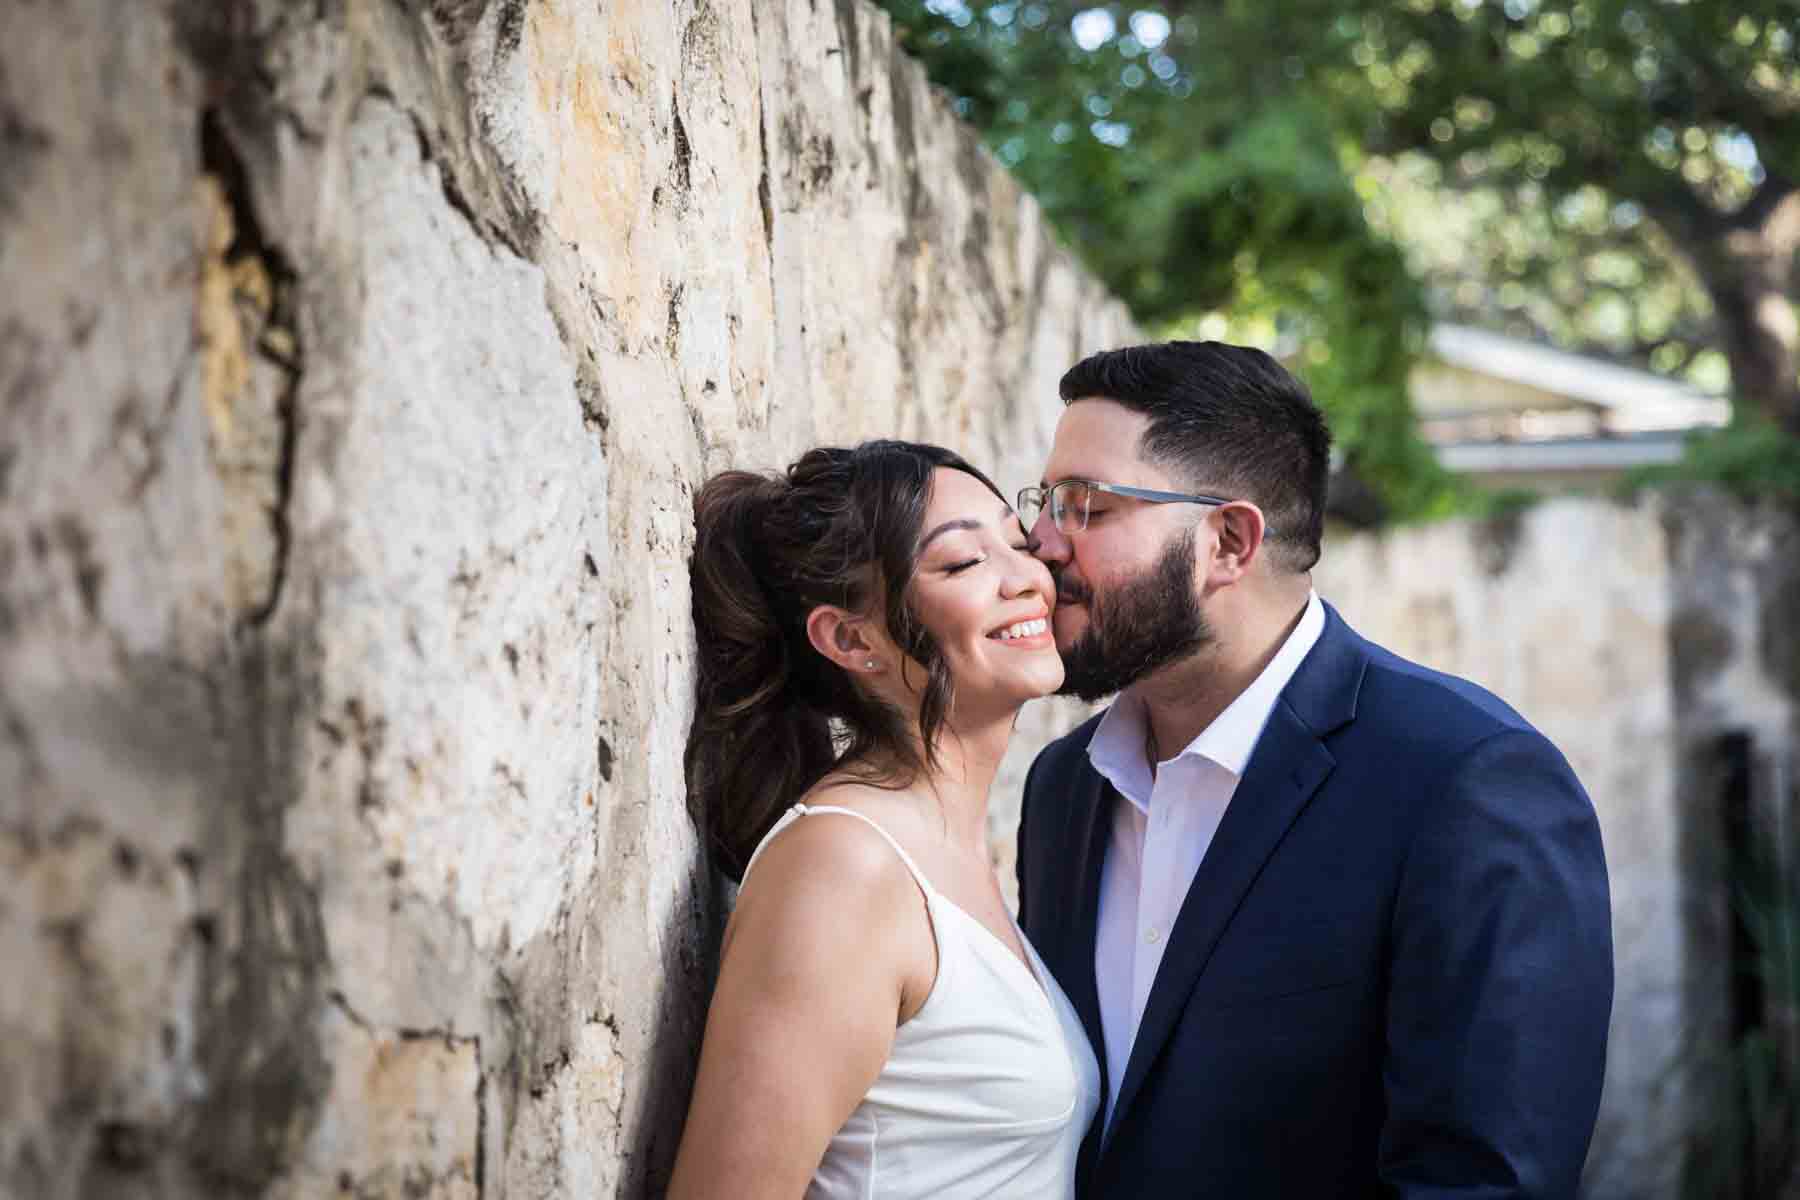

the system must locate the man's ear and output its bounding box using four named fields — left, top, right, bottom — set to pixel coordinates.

left=804, top=605, right=885, bottom=675
left=1208, top=500, right=1267, bottom=582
